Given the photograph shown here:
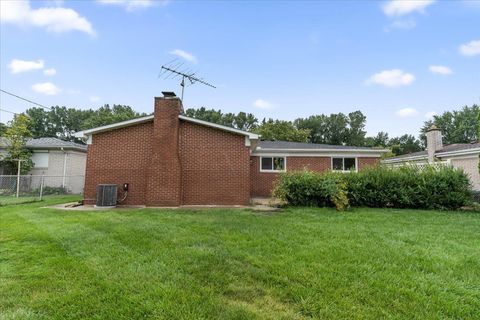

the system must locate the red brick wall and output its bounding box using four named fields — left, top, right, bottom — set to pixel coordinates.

left=83, top=122, right=154, bottom=205
left=180, top=121, right=251, bottom=205
left=145, top=97, right=182, bottom=206
left=358, top=157, right=379, bottom=170
left=250, top=156, right=331, bottom=197
left=250, top=156, right=380, bottom=197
